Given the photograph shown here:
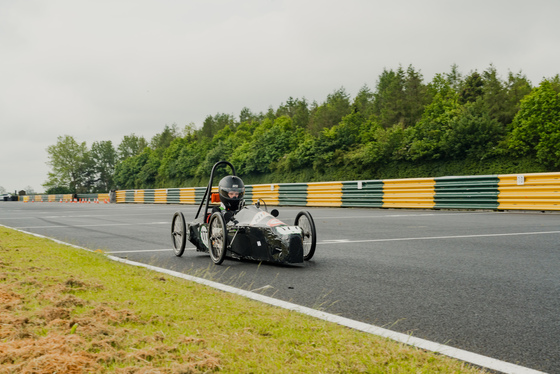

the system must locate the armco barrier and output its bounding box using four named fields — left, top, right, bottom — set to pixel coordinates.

left=20, top=193, right=109, bottom=203
left=279, top=183, right=308, bottom=206
left=498, top=172, right=560, bottom=210
left=434, top=175, right=500, bottom=210
left=342, top=180, right=383, bottom=208
left=382, top=178, right=435, bottom=209
left=248, top=184, right=279, bottom=205
left=307, top=182, right=342, bottom=207
left=29, top=172, right=555, bottom=211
